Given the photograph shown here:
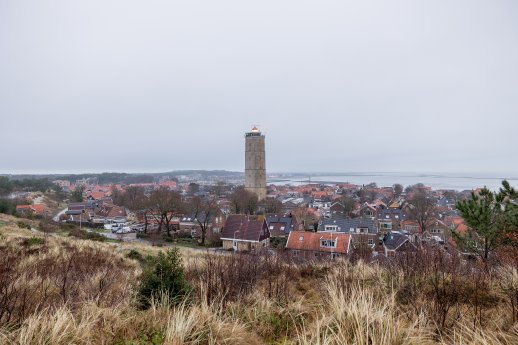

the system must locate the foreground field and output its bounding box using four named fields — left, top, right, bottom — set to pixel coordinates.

left=0, top=213, right=517, bottom=344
